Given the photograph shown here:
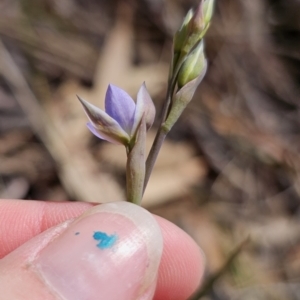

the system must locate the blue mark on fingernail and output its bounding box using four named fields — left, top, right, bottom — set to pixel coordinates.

left=93, top=231, right=118, bottom=249
left=75, top=232, right=80, bottom=235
